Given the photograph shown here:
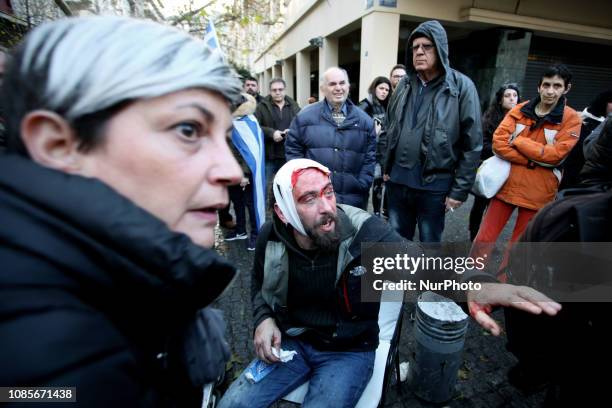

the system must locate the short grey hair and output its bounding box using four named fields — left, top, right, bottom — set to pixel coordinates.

left=2, top=15, right=242, bottom=153
left=319, top=67, right=349, bottom=86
